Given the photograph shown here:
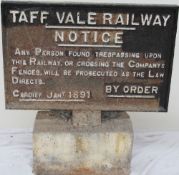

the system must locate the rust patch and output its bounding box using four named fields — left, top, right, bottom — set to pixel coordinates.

left=70, top=168, right=96, bottom=175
